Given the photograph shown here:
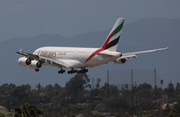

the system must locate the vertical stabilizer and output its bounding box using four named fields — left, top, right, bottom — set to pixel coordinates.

left=101, top=18, right=125, bottom=51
